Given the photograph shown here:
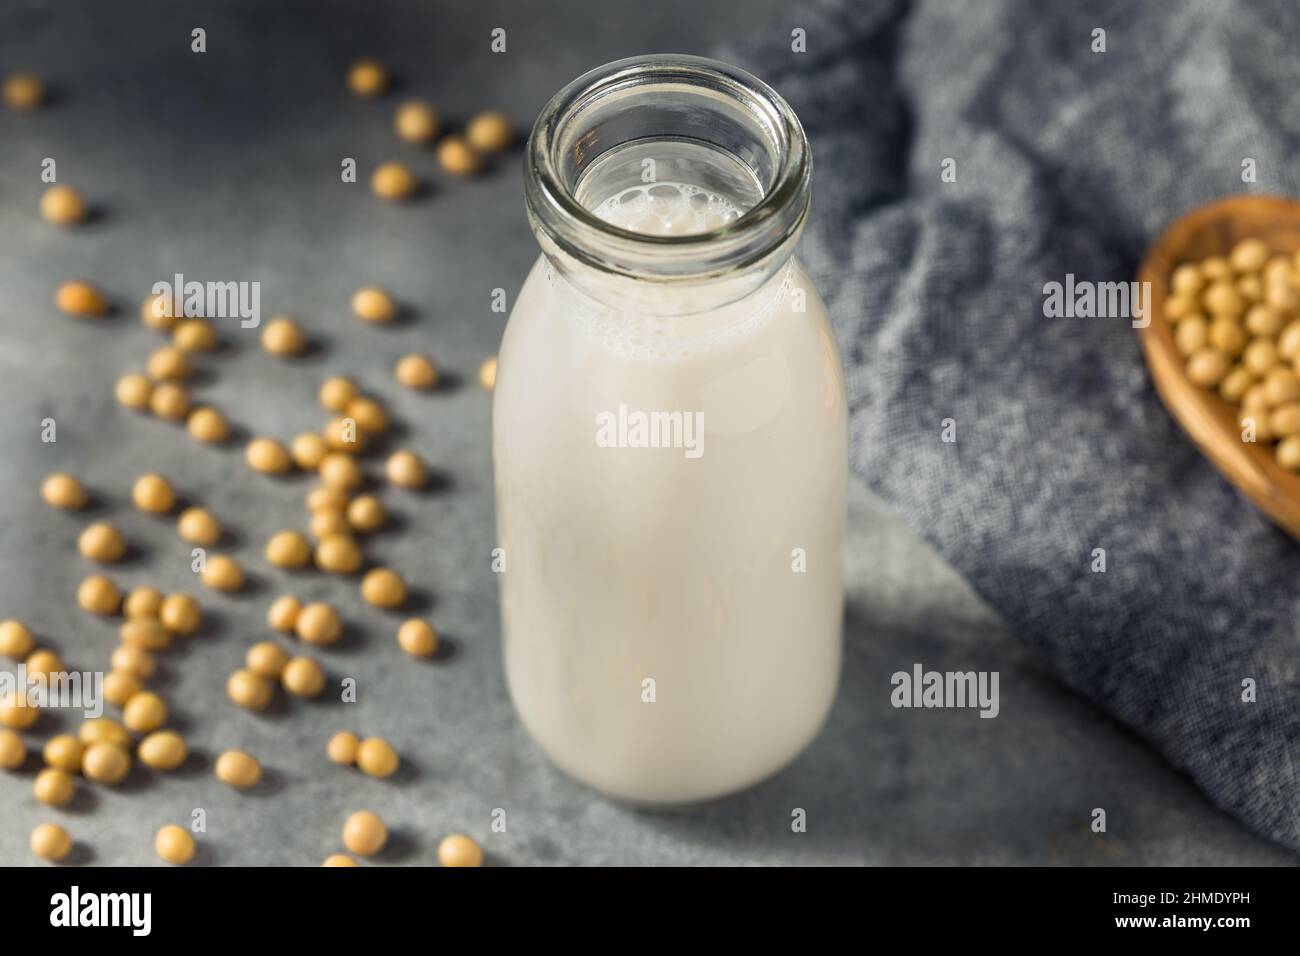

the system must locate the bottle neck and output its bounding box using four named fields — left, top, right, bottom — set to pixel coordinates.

left=524, top=55, right=812, bottom=313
